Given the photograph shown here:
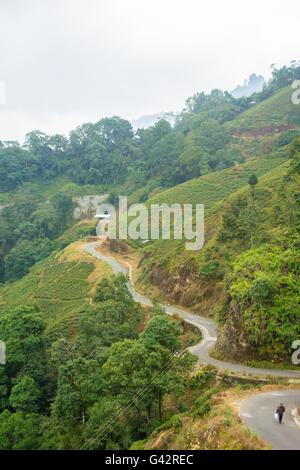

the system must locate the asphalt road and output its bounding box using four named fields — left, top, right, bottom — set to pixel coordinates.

left=239, top=390, right=300, bottom=450
left=84, top=241, right=300, bottom=379
left=85, top=241, right=300, bottom=448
